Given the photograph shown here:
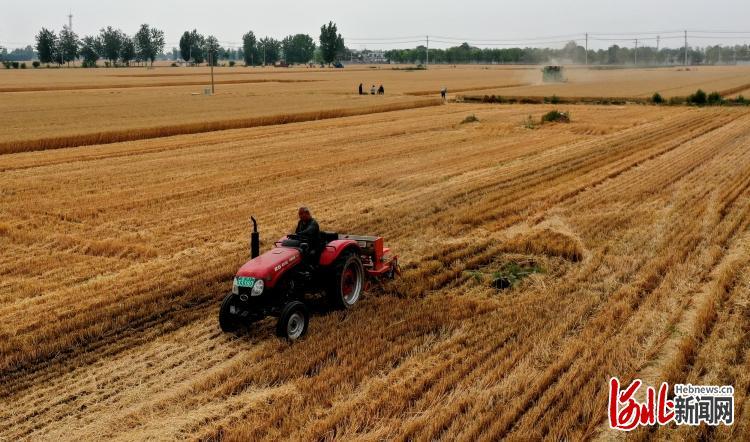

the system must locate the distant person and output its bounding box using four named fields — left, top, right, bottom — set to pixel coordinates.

left=441, top=87, right=447, bottom=100
left=371, top=84, right=376, bottom=95
left=358, top=83, right=363, bottom=95
left=378, top=84, right=384, bottom=95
